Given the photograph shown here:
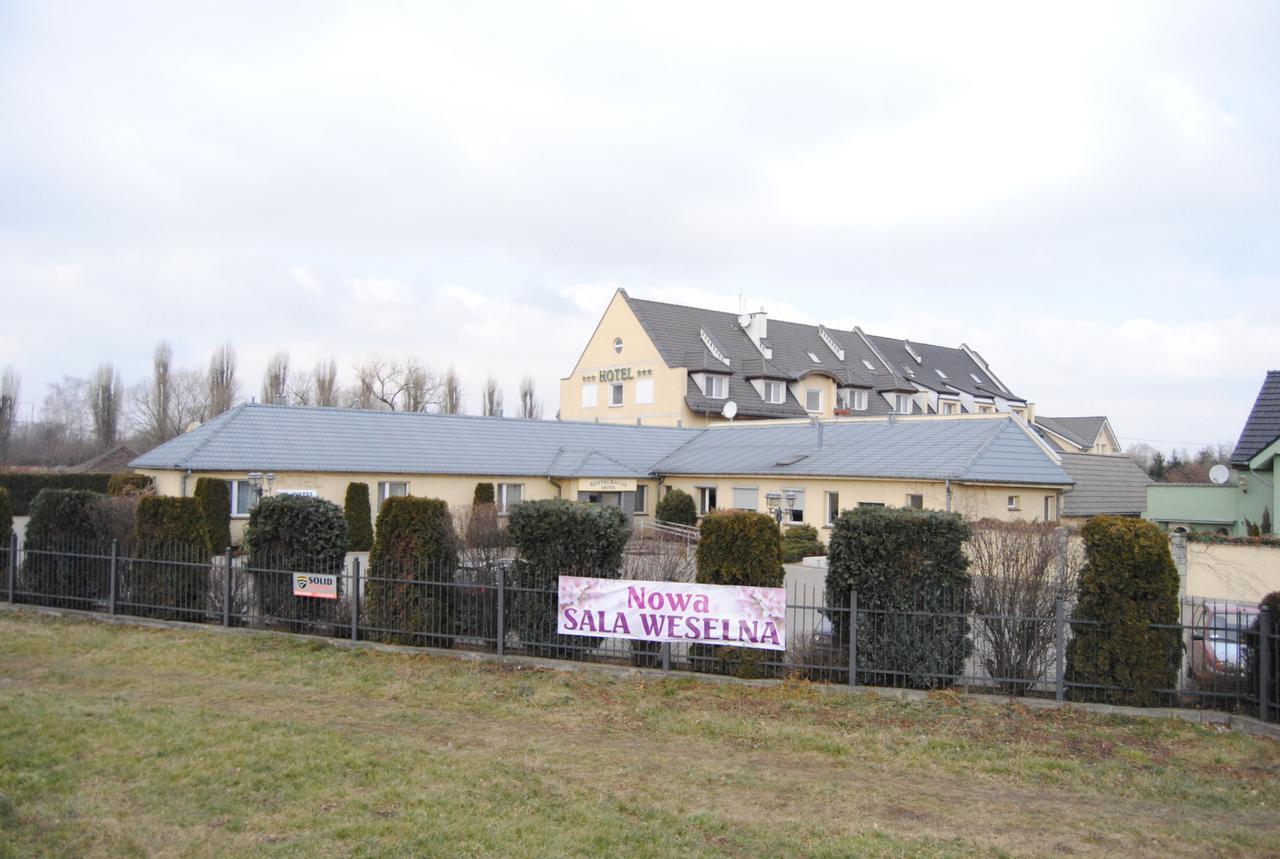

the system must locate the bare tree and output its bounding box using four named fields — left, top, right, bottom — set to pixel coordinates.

left=172, top=368, right=210, bottom=431
left=261, top=352, right=290, bottom=405
left=132, top=341, right=175, bottom=446
left=405, top=361, right=441, bottom=412
left=43, top=376, right=90, bottom=440
left=354, top=357, right=408, bottom=410
left=481, top=376, right=503, bottom=417
left=207, top=343, right=239, bottom=417
left=89, top=362, right=124, bottom=450
left=518, top=376, right=541, bottom=419
left=0, top=367, right=19, bottom=462
left=314, top=359, right=338, bottom=407
left=439, top=366, right=463, bottom=414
